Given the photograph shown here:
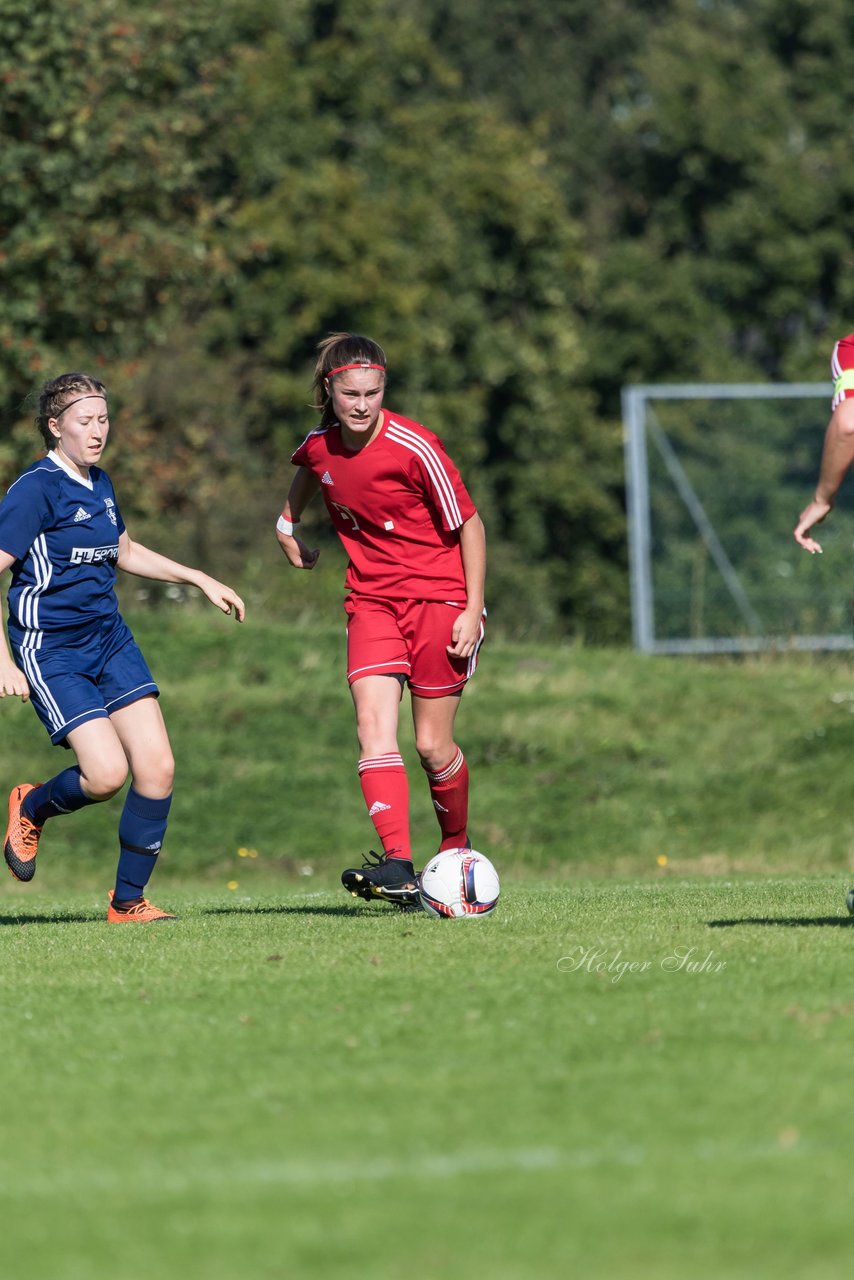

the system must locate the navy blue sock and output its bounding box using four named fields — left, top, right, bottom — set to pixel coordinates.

left=23, top=768, right=96, bottom=825
left=114, top=788, right=172, bottom=902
